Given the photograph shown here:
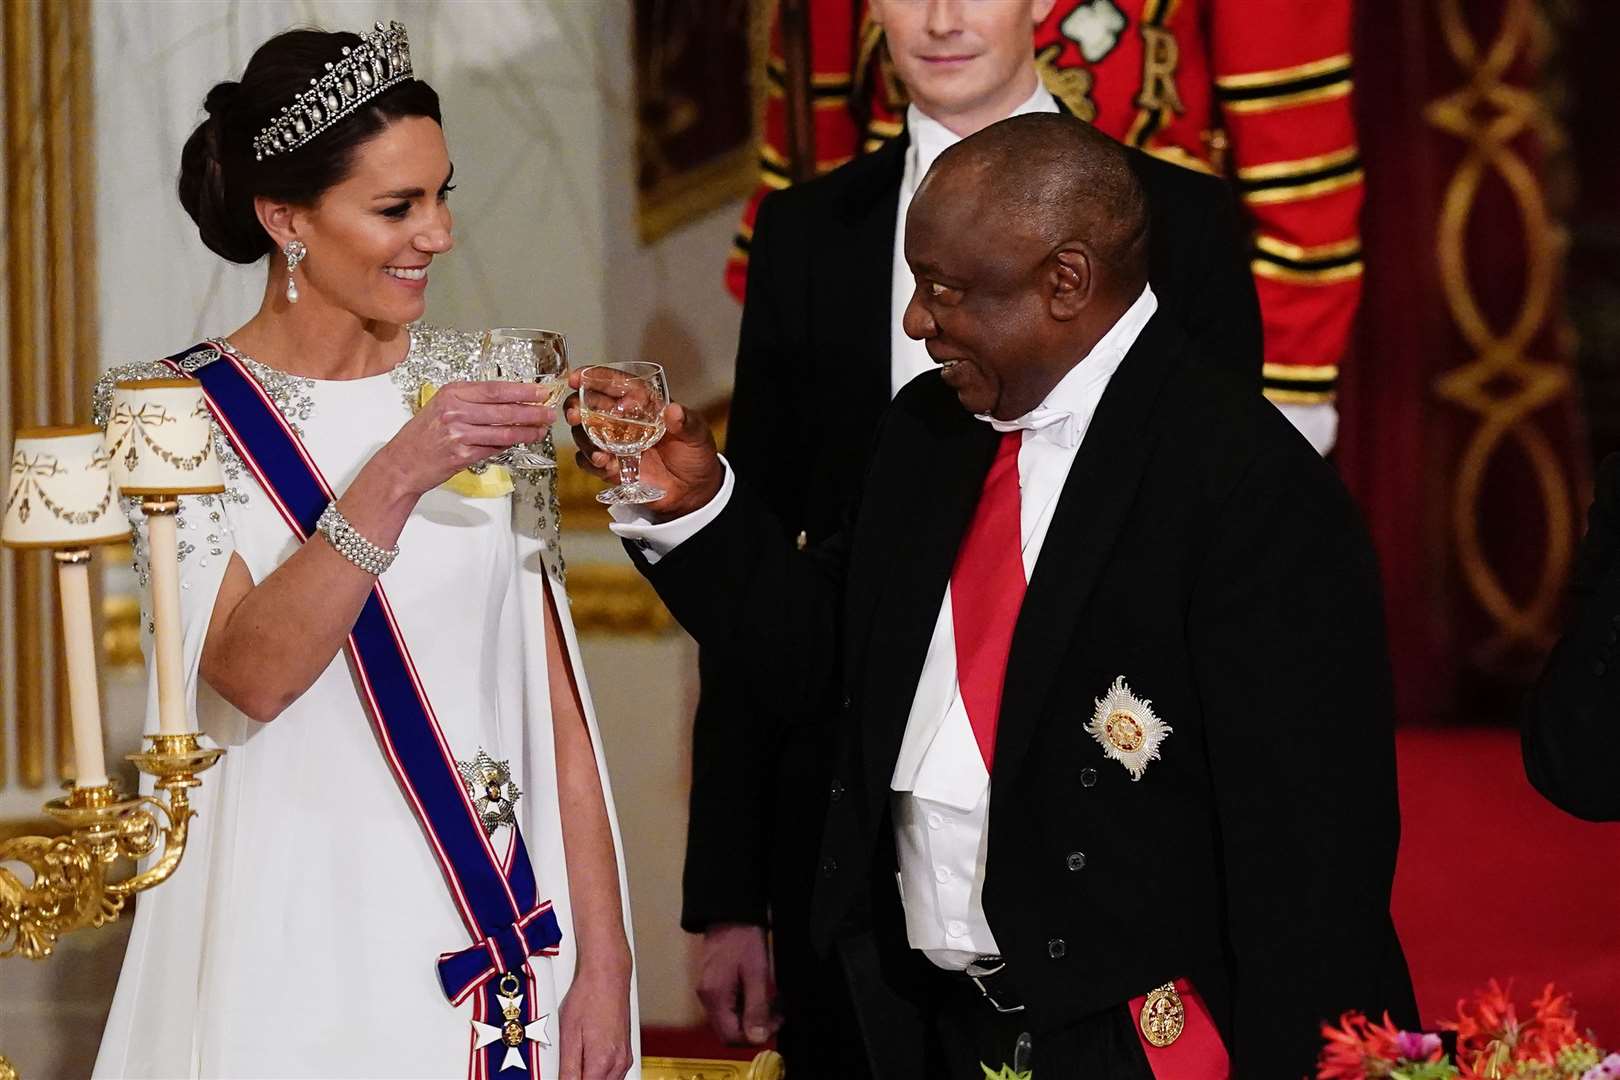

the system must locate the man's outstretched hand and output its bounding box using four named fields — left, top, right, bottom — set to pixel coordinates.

left=565, top=371, right=725, bottom=521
